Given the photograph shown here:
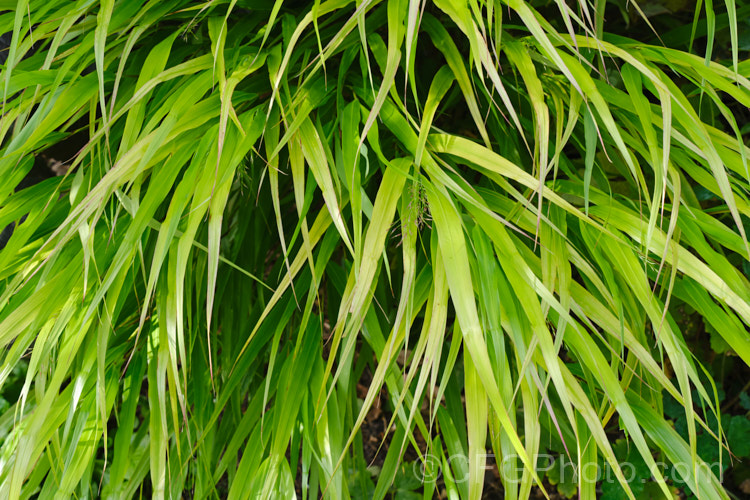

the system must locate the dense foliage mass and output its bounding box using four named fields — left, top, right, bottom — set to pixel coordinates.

left=1, top=0, right=749, bottom=498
